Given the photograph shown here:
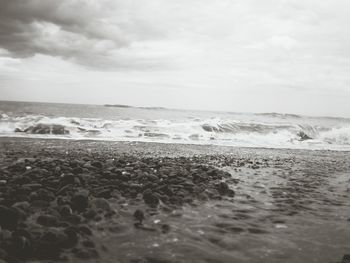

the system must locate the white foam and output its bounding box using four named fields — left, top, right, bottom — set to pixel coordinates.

left=0, top=113, right=350, bottom=151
